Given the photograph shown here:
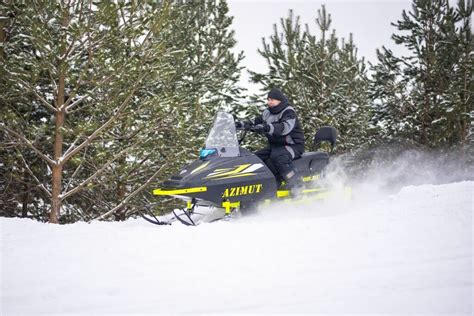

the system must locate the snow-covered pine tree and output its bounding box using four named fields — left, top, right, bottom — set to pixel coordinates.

left=1, top=1, right=179, bottom=223
left=448, top=0, right=473, bottom=158
left=1, top=2, right=65, bottom=220
left=94, top=0, right=246, bottom=220
left=0, top=0, right=244, bottom=223
left=369, top=47, right=415, bottom=143
left=369, top=0, right=472, bottom=149
left=157, top=0, right=245, bottom=159
left=249, top=6, right=370, bottom=152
